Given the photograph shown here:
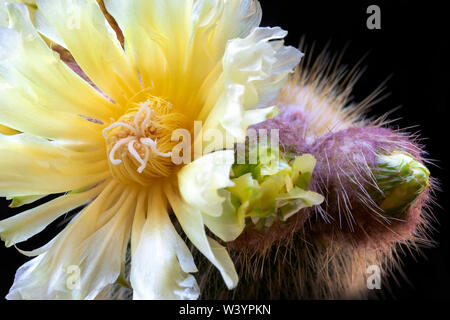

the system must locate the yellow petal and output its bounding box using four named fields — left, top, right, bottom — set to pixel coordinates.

left=36, top=0, right=141, bottom=105
left=0, top=3, right=120, bottom=125
left=103, top=0, right=193, bottom=95
left=0, top=82, right=104, bottom=144
left=0, top=124, right=18, bottom=135
left=0, top=134, right=109, bottom=197
left=103, top=0, right=262, bottom=116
